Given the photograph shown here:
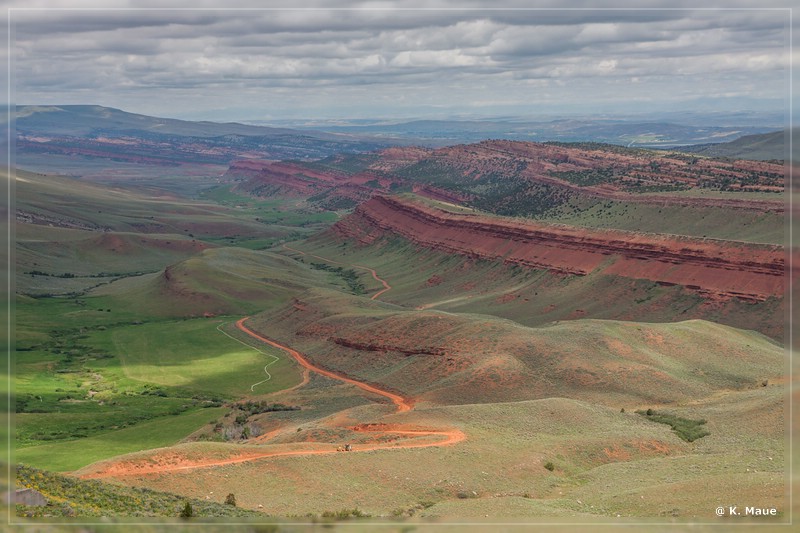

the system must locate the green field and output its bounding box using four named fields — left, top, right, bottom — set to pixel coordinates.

left=96, top=319, right=301, bottom=396
left=201, top=183, right=341, bottom=225
left=14, top=292, right=305, bottom=469
left=15, top=408, right=228, bottom=472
